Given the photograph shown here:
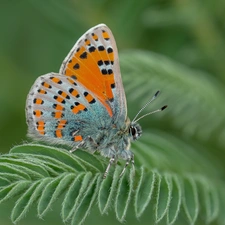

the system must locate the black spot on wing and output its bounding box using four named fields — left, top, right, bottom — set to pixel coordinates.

left=98, top=45, right=105, bottom=51
left=89, top=46, right=96, bottom=52
left=80, top=52, right=87, bottom=59
left=107, top=47, right=113, bottom=53
left=73, top=63, right=80, bottom=70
